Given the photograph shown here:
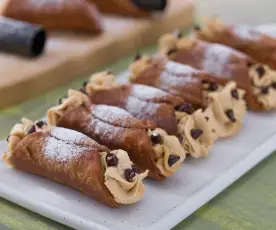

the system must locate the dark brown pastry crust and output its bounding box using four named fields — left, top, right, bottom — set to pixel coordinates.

left=131, top=56, right=230, bottom=109
left=0, top=0, right=103, bottom=33
left=169, top=41, right=263, bottom=111
left=87, top=84, right=185, bottom=135
left=57, top=104, right=165, bottom=180
left=90, top=0, right=165, bottom=17
left=4, top=129, right=119, bottom=208
left=198, top=22, right=276, bottom=69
